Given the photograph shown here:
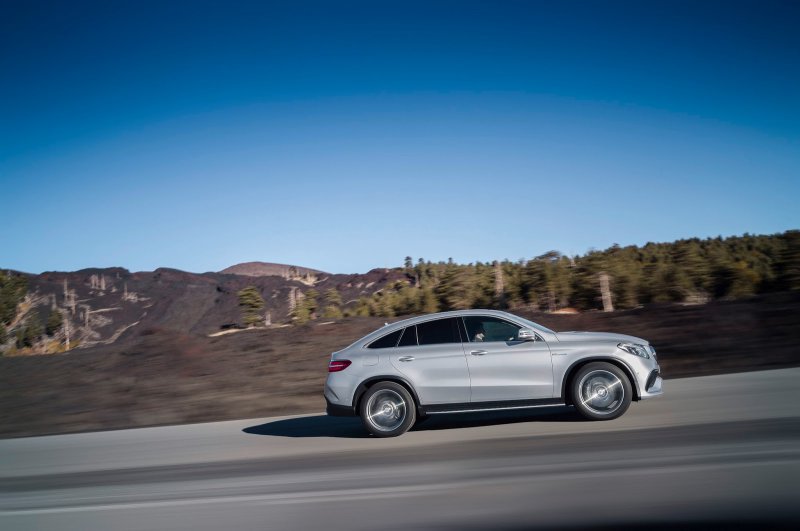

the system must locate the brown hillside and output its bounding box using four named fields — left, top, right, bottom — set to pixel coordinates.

left=6, top=265, right=408, bottom=354
left=1, top=292, right=798, bottom=438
